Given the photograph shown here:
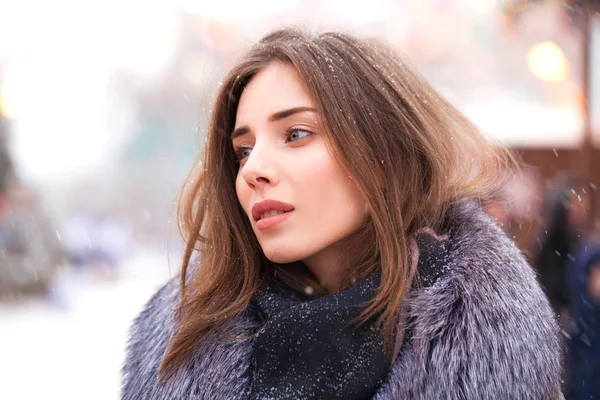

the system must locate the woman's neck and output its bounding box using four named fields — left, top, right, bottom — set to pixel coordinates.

left=302, top=243, right=347, bottom=293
